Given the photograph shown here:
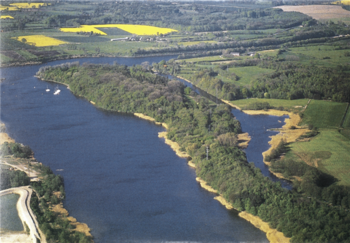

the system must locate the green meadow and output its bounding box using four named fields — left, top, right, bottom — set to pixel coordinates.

left=300, top=100, right=348, bottom=128
left=287, top=129, right=350, bottom=186
left=229, top=98, right=309, bottom=110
